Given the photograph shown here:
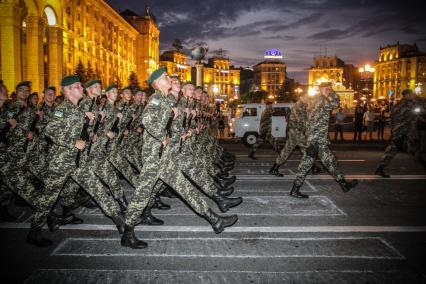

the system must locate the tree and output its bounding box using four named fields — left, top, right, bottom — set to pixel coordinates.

left=74, top=60, right=87, bottom=83
left=115, top=75, right=122, bottom=89
left=86, top=61, right=95, bottom=81
left=127, top=71, right=140, bottom=92
left=240, top=89, right=266, bottom=103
